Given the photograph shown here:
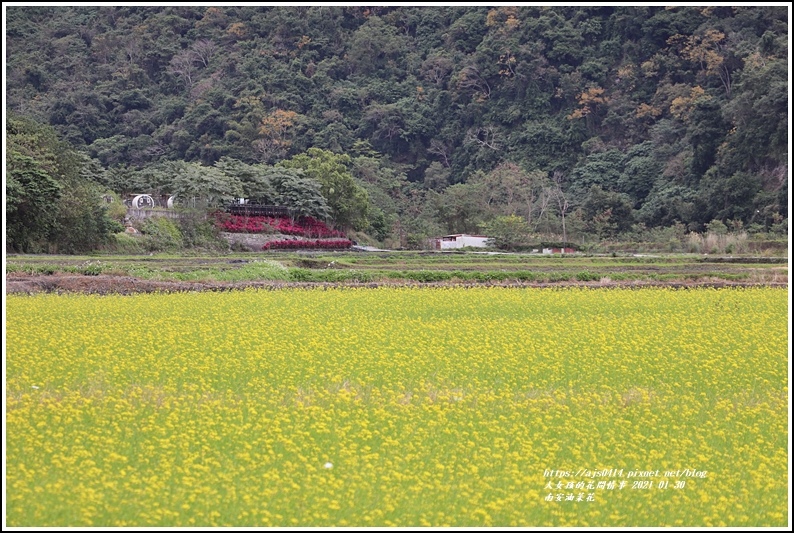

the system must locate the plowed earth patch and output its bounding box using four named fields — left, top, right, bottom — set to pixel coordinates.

left=5, top=273, right=787, bottom=295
